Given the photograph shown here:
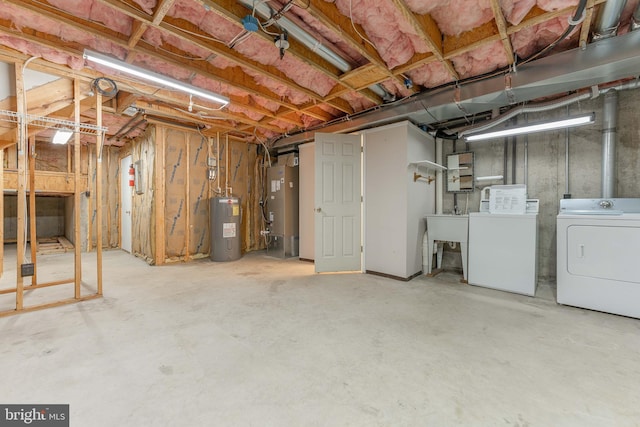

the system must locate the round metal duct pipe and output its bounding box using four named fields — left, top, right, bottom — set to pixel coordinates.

left=593, top=0, right=628, bottom=40
left=601, top=90, right=618, bottom=198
